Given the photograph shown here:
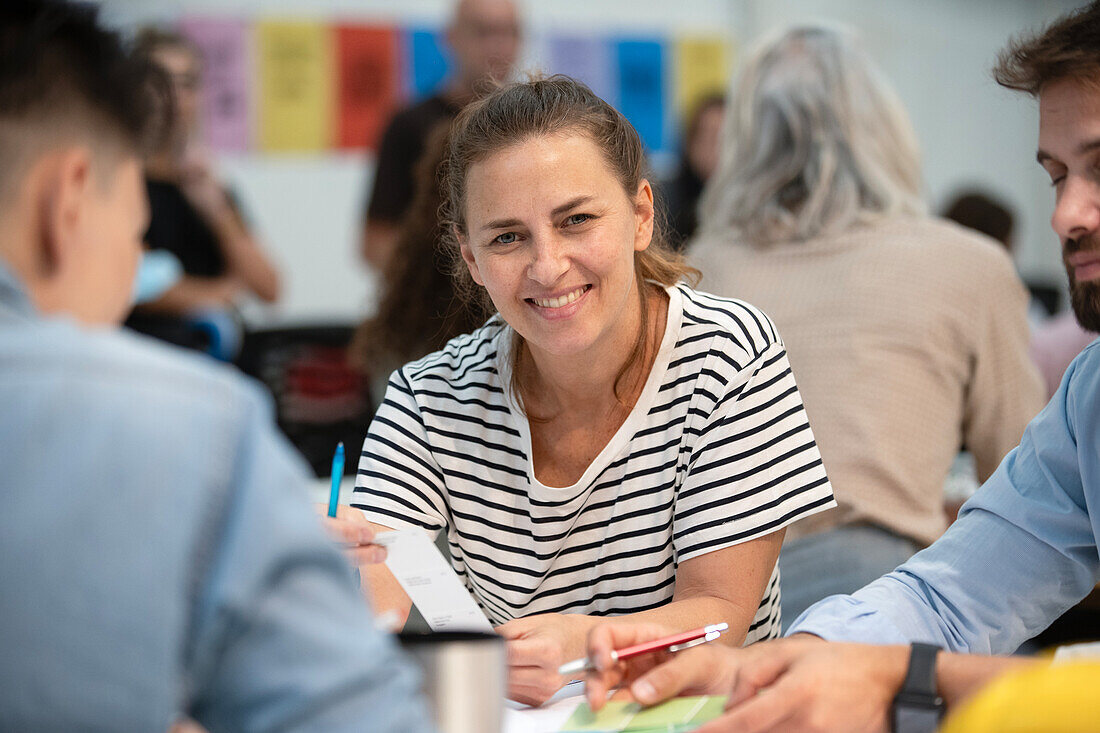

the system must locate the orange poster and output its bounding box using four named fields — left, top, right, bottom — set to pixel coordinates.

left=337, top=25, right=402, bottom=151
